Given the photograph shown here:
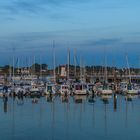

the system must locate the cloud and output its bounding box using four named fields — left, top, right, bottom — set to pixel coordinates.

left=0, top=31, right=139, bottom=67
left=75, top=38, right=122, bottom=51
left=0, top=0, right=91, bottom=16
left=0, top=1, right=43, bottom=16
left=0, top=31, right=139, bottom=55
left=83, top=38, right=121, bottom=46
left=0, top=0, right=85, bottom=22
